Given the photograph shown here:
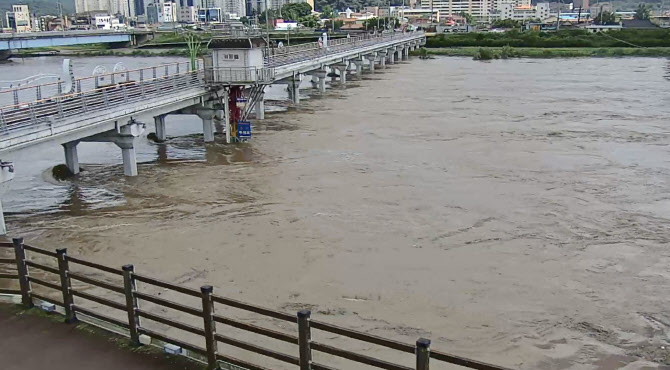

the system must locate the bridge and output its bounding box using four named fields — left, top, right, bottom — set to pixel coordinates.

left=0, top=30, right=425, bottom=233
left=0, top=30, right=154, bottom=59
